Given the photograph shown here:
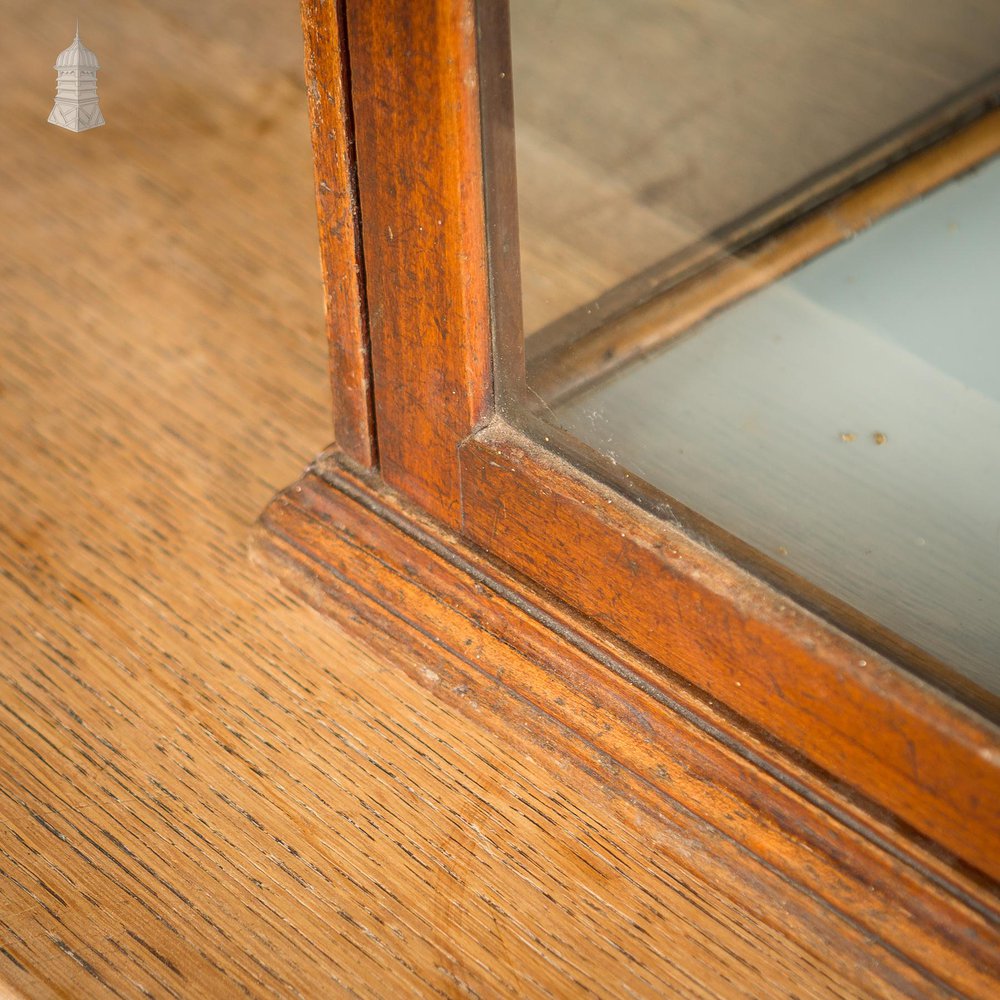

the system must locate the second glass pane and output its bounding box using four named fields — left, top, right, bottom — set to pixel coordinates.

left=510, top=1, right=1000, bottom=703
left=512, top=0, right=1000, bottom=336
